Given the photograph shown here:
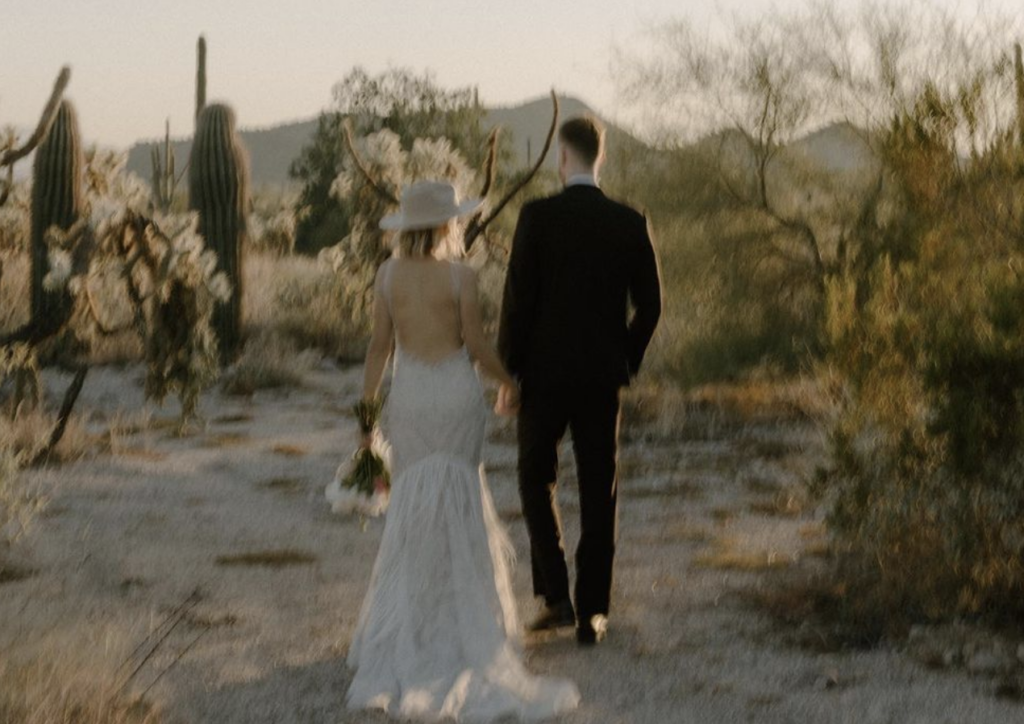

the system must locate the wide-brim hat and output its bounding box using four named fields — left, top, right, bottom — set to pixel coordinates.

left=379, top=180, right=482, bottom=231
